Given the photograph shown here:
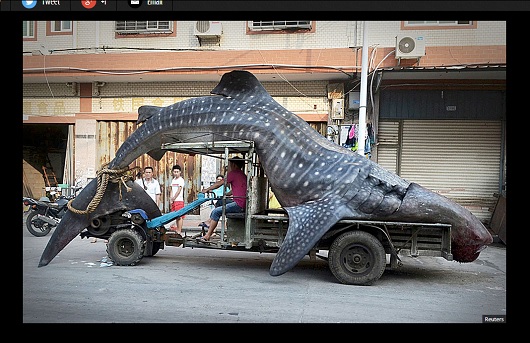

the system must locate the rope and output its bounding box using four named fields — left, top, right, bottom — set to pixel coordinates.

left=67, top=164, right=141, bottom=215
